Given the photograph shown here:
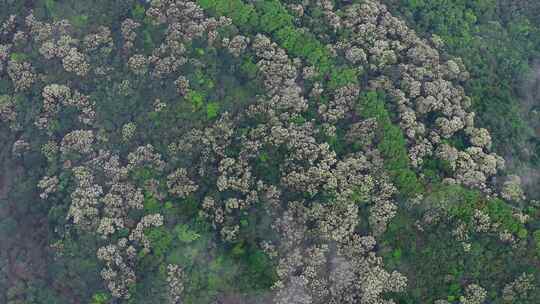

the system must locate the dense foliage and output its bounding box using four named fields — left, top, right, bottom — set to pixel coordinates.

left=0, top=0, right=539, bottom=303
